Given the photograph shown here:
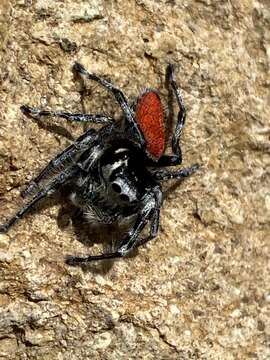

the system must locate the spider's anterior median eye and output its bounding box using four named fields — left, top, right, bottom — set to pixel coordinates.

left=111, top=182, right=131, bottom=202
left=112, top=183, right=121, bottom=193
left=120, top=194, right=130, bottom=202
